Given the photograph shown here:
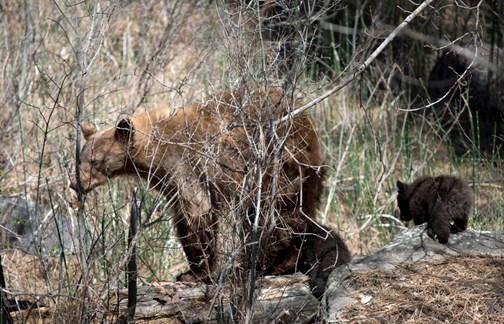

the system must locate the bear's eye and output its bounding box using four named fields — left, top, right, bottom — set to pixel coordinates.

left=89, top=158, right=98, bottom=166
